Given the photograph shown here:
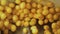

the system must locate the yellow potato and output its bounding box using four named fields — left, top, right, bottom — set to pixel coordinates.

left=57, top=29, right=60, bottom=34
left=53, top=14, right=59, bottom=20
left=31, top=8, right=36, bottom=13
left=26, top=3, right=31, bottom=9
left=55, top=7, right=60, bottom=13
left=56, top=21, right=60, bottom=28
left=44, top=30, right=51, bottom=34
left=29, top=13, right=34, bottom=18
left=43, top=6, right=48, bottom=10
left=38, top=20, right=44, bottom=25
left=10, top=24, right=16, bottom=32
left=0, top=6, right=4, bottom=11
left=51, top=23, right=57, bottom=29
left=5, top=7, right=12, bottom=14
left=23, top=27, right=28, bottom=34
left=4, top=20, right=9, bottom=27
left=46, top=1, right=54, bottom=7
left=46, top=14, right=53, bottom=19
left=1, top=0, right=7, bottom=6
left=0, top=13, right=6, bottom=20
left=0, top=21, right=4, bottom=29
left=15, top=5, right=20, bottom=10
left=42, top=9, right=49, bottom=16
left=36, top=9, right=42, bottom=14
left=49, top=8, right=55, bottom=14
left=31, top=26, right=37, bottom=30
left=24, top=17, right=30, bottom=22
left=15, top=0, right=21, bottom=4
left=12, top=15, right=18, bottom=22
left=37, top=4, right=42, bottom=9
left=32, top=2, right=37, bottom=8
left=15, top=20, right=21, bottom=27
left=19, top=2, right=25, bottom=9
left=44, top=19, right=48, bottom=24
left=48, top=18, right=54, bottom=23
left=44, top=25, right=49, bottom=30
left=23, top=21, right=29, bottom=27
left=9, top=3, right=15, bottom=8
left=26, top=0, right=31, bottom=3
left=30, top=19, right=36, bottom=26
